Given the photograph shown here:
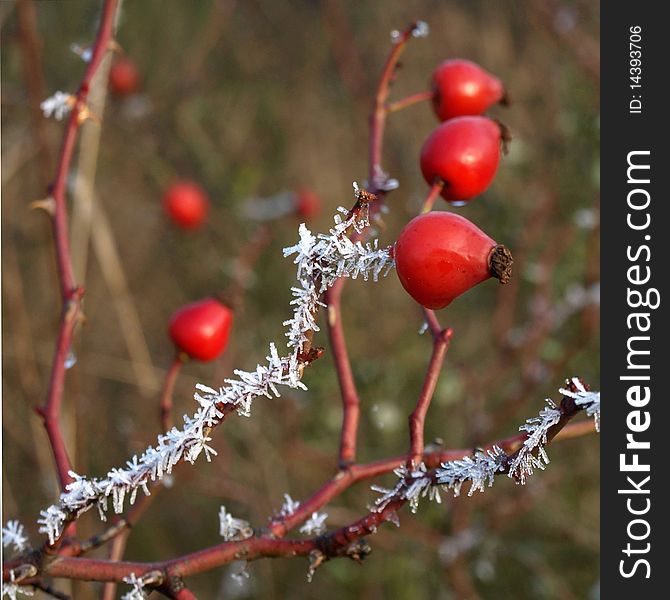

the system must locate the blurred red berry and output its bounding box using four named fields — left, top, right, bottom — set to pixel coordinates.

left=295, top=188, right=322, bottom=219
left=431, top=59, right=505, bottom=121
left=109, top=57, right=140, bottom=97
left=162, top=181, right=210, bottom=229
left=394, top=212, right=512, bottom=310
left=168, top=298, right=233, bottom=361
left=420, top=116, right=503, bottom=205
